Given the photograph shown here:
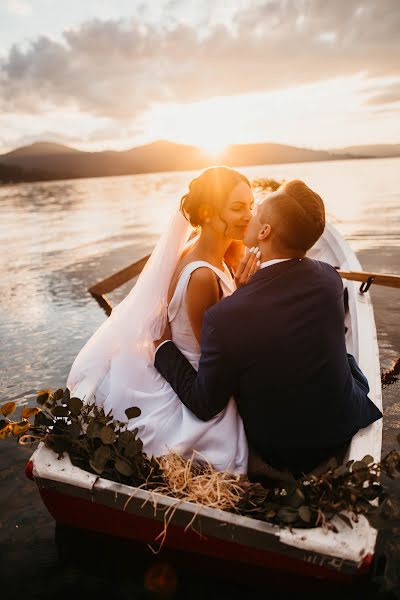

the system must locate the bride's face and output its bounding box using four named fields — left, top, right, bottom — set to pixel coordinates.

left=212, top=181, right=254, bottom=240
